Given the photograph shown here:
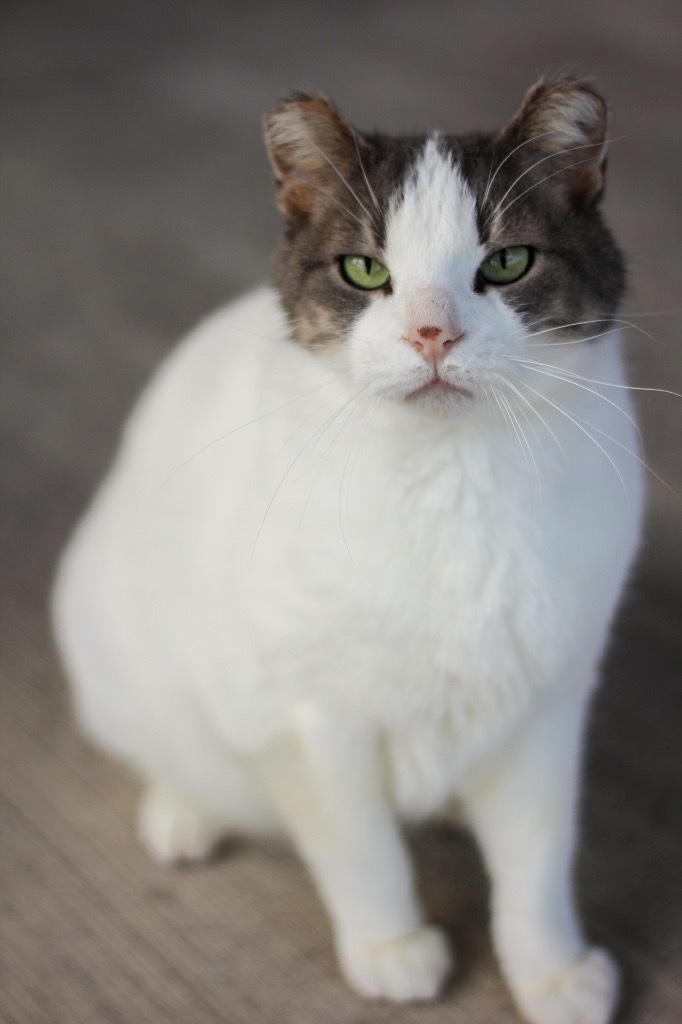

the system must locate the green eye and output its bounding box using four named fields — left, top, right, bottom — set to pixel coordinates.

left=341, top=255, right=391, bottom=290
left=479, top=246, right=531, bottom=285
